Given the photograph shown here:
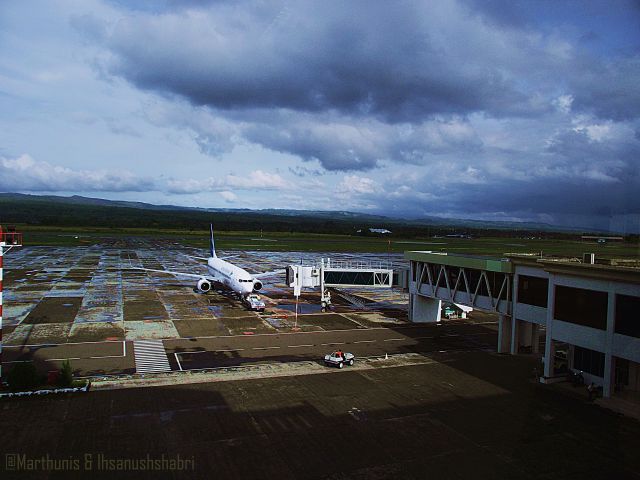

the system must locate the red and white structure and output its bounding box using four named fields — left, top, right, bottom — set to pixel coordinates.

left=0, top=225, right=22, bottom=380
